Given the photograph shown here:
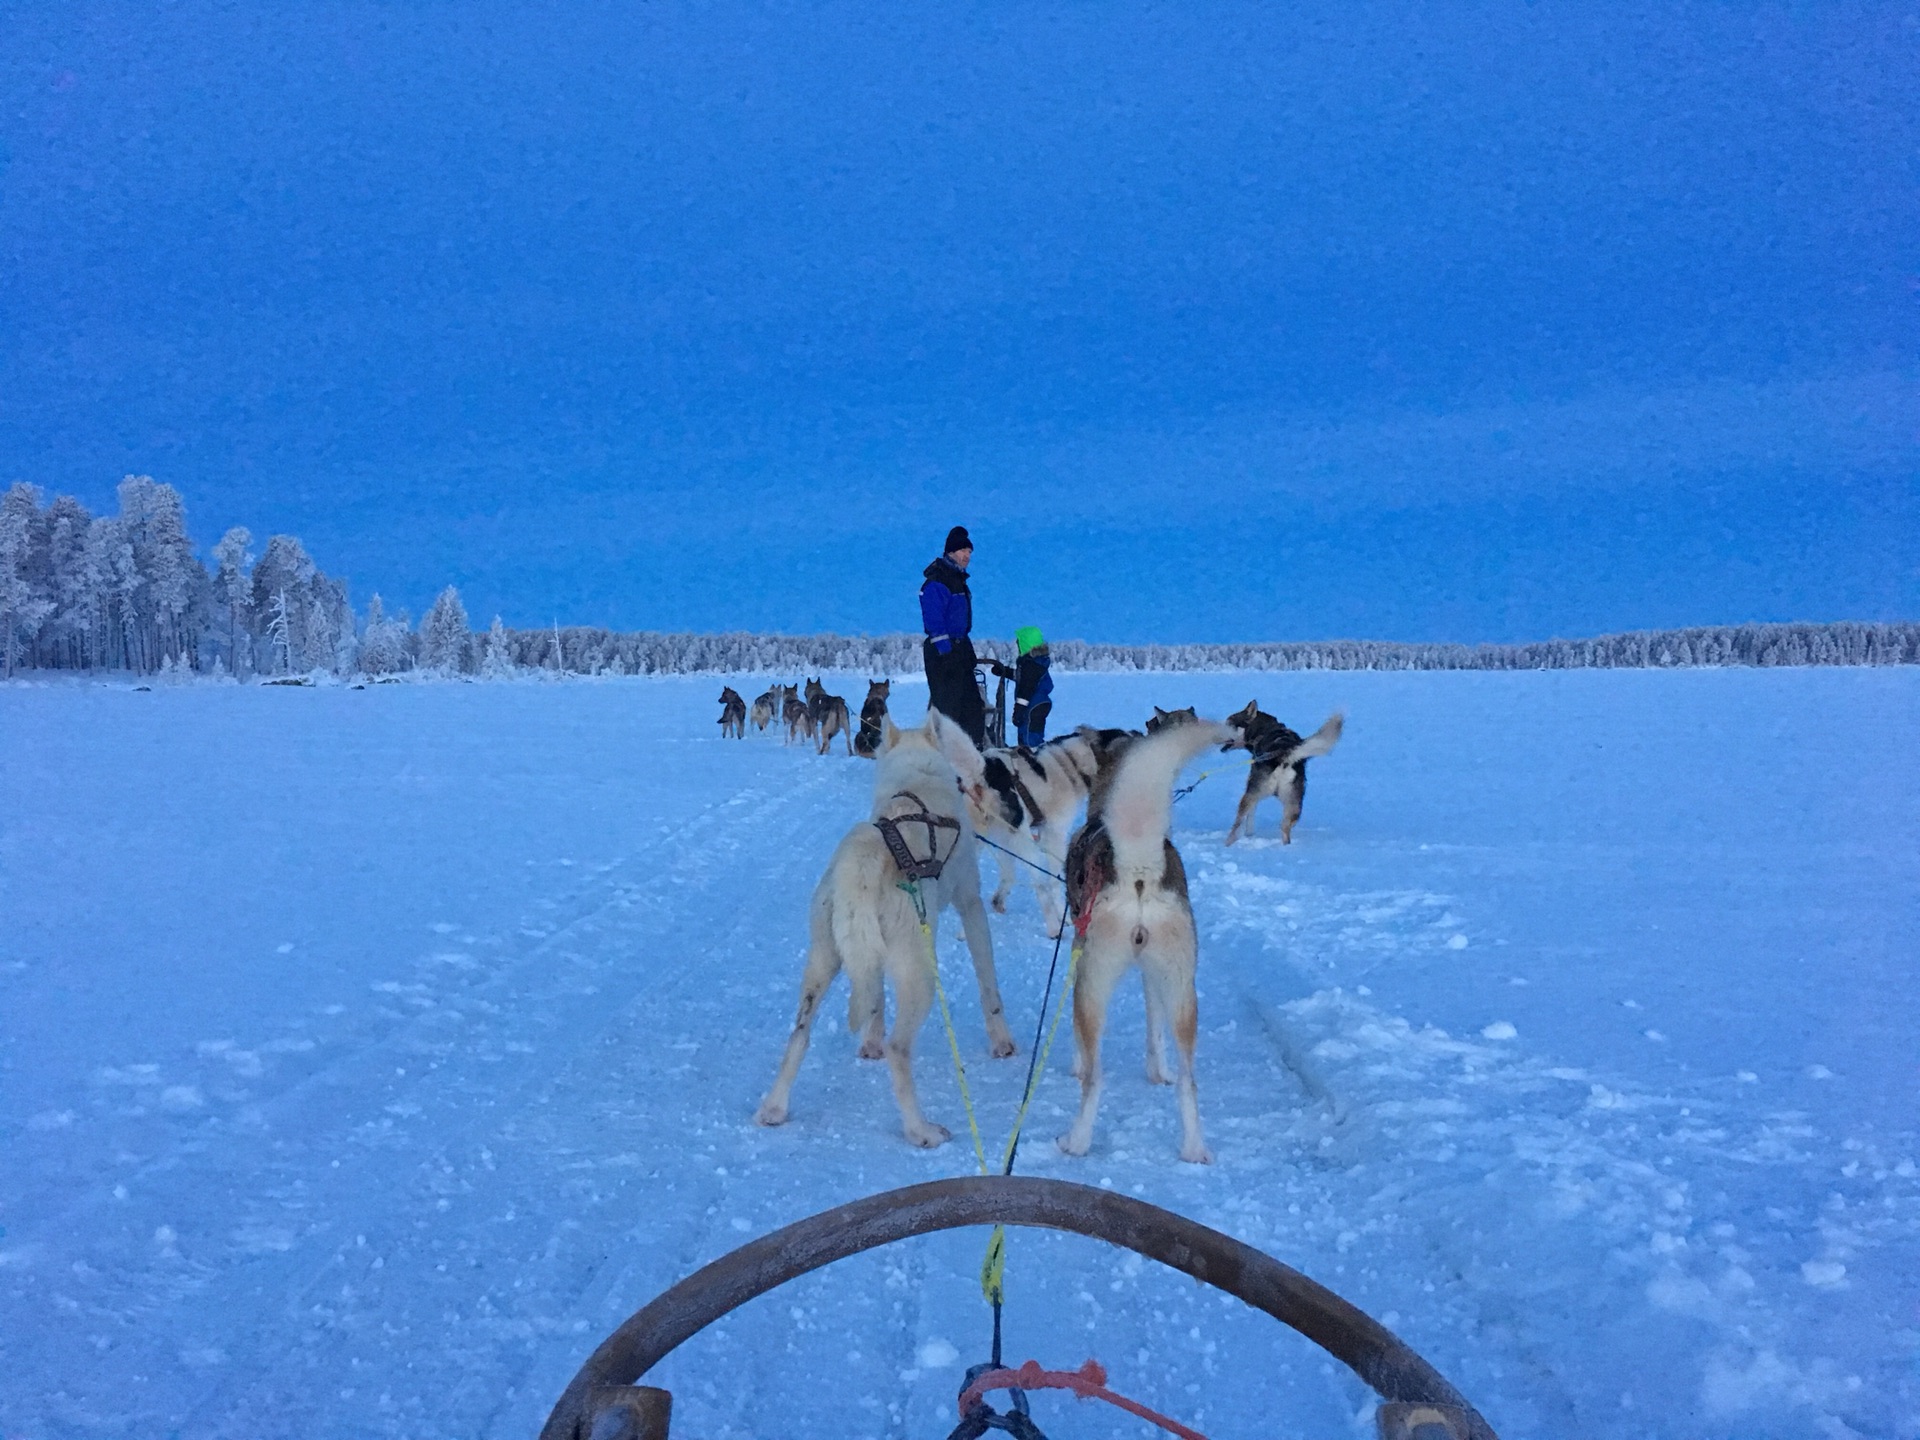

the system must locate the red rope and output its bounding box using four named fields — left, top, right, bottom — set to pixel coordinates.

left=959, top=1359, right=1210, bottom=1440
